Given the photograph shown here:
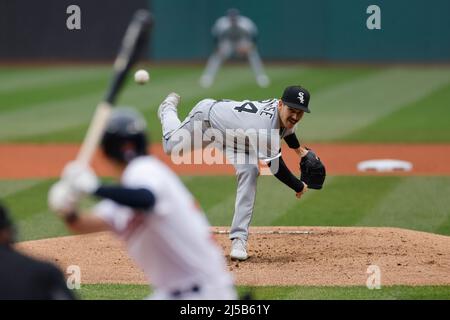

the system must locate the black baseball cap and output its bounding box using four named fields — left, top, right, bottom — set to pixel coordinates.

left=281, top=85, right=311, bottom=113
